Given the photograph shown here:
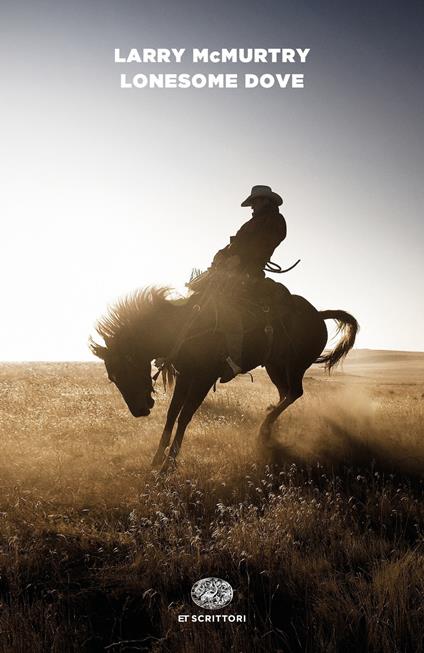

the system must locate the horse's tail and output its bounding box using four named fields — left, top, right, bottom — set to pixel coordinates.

left=315, top=310, right=359, bottom=372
